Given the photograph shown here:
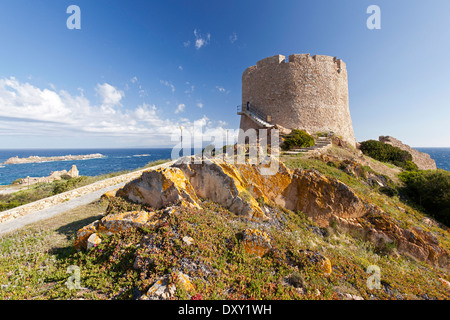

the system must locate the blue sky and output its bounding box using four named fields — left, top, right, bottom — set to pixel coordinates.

left=0, top=0, right=449, bottom=148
